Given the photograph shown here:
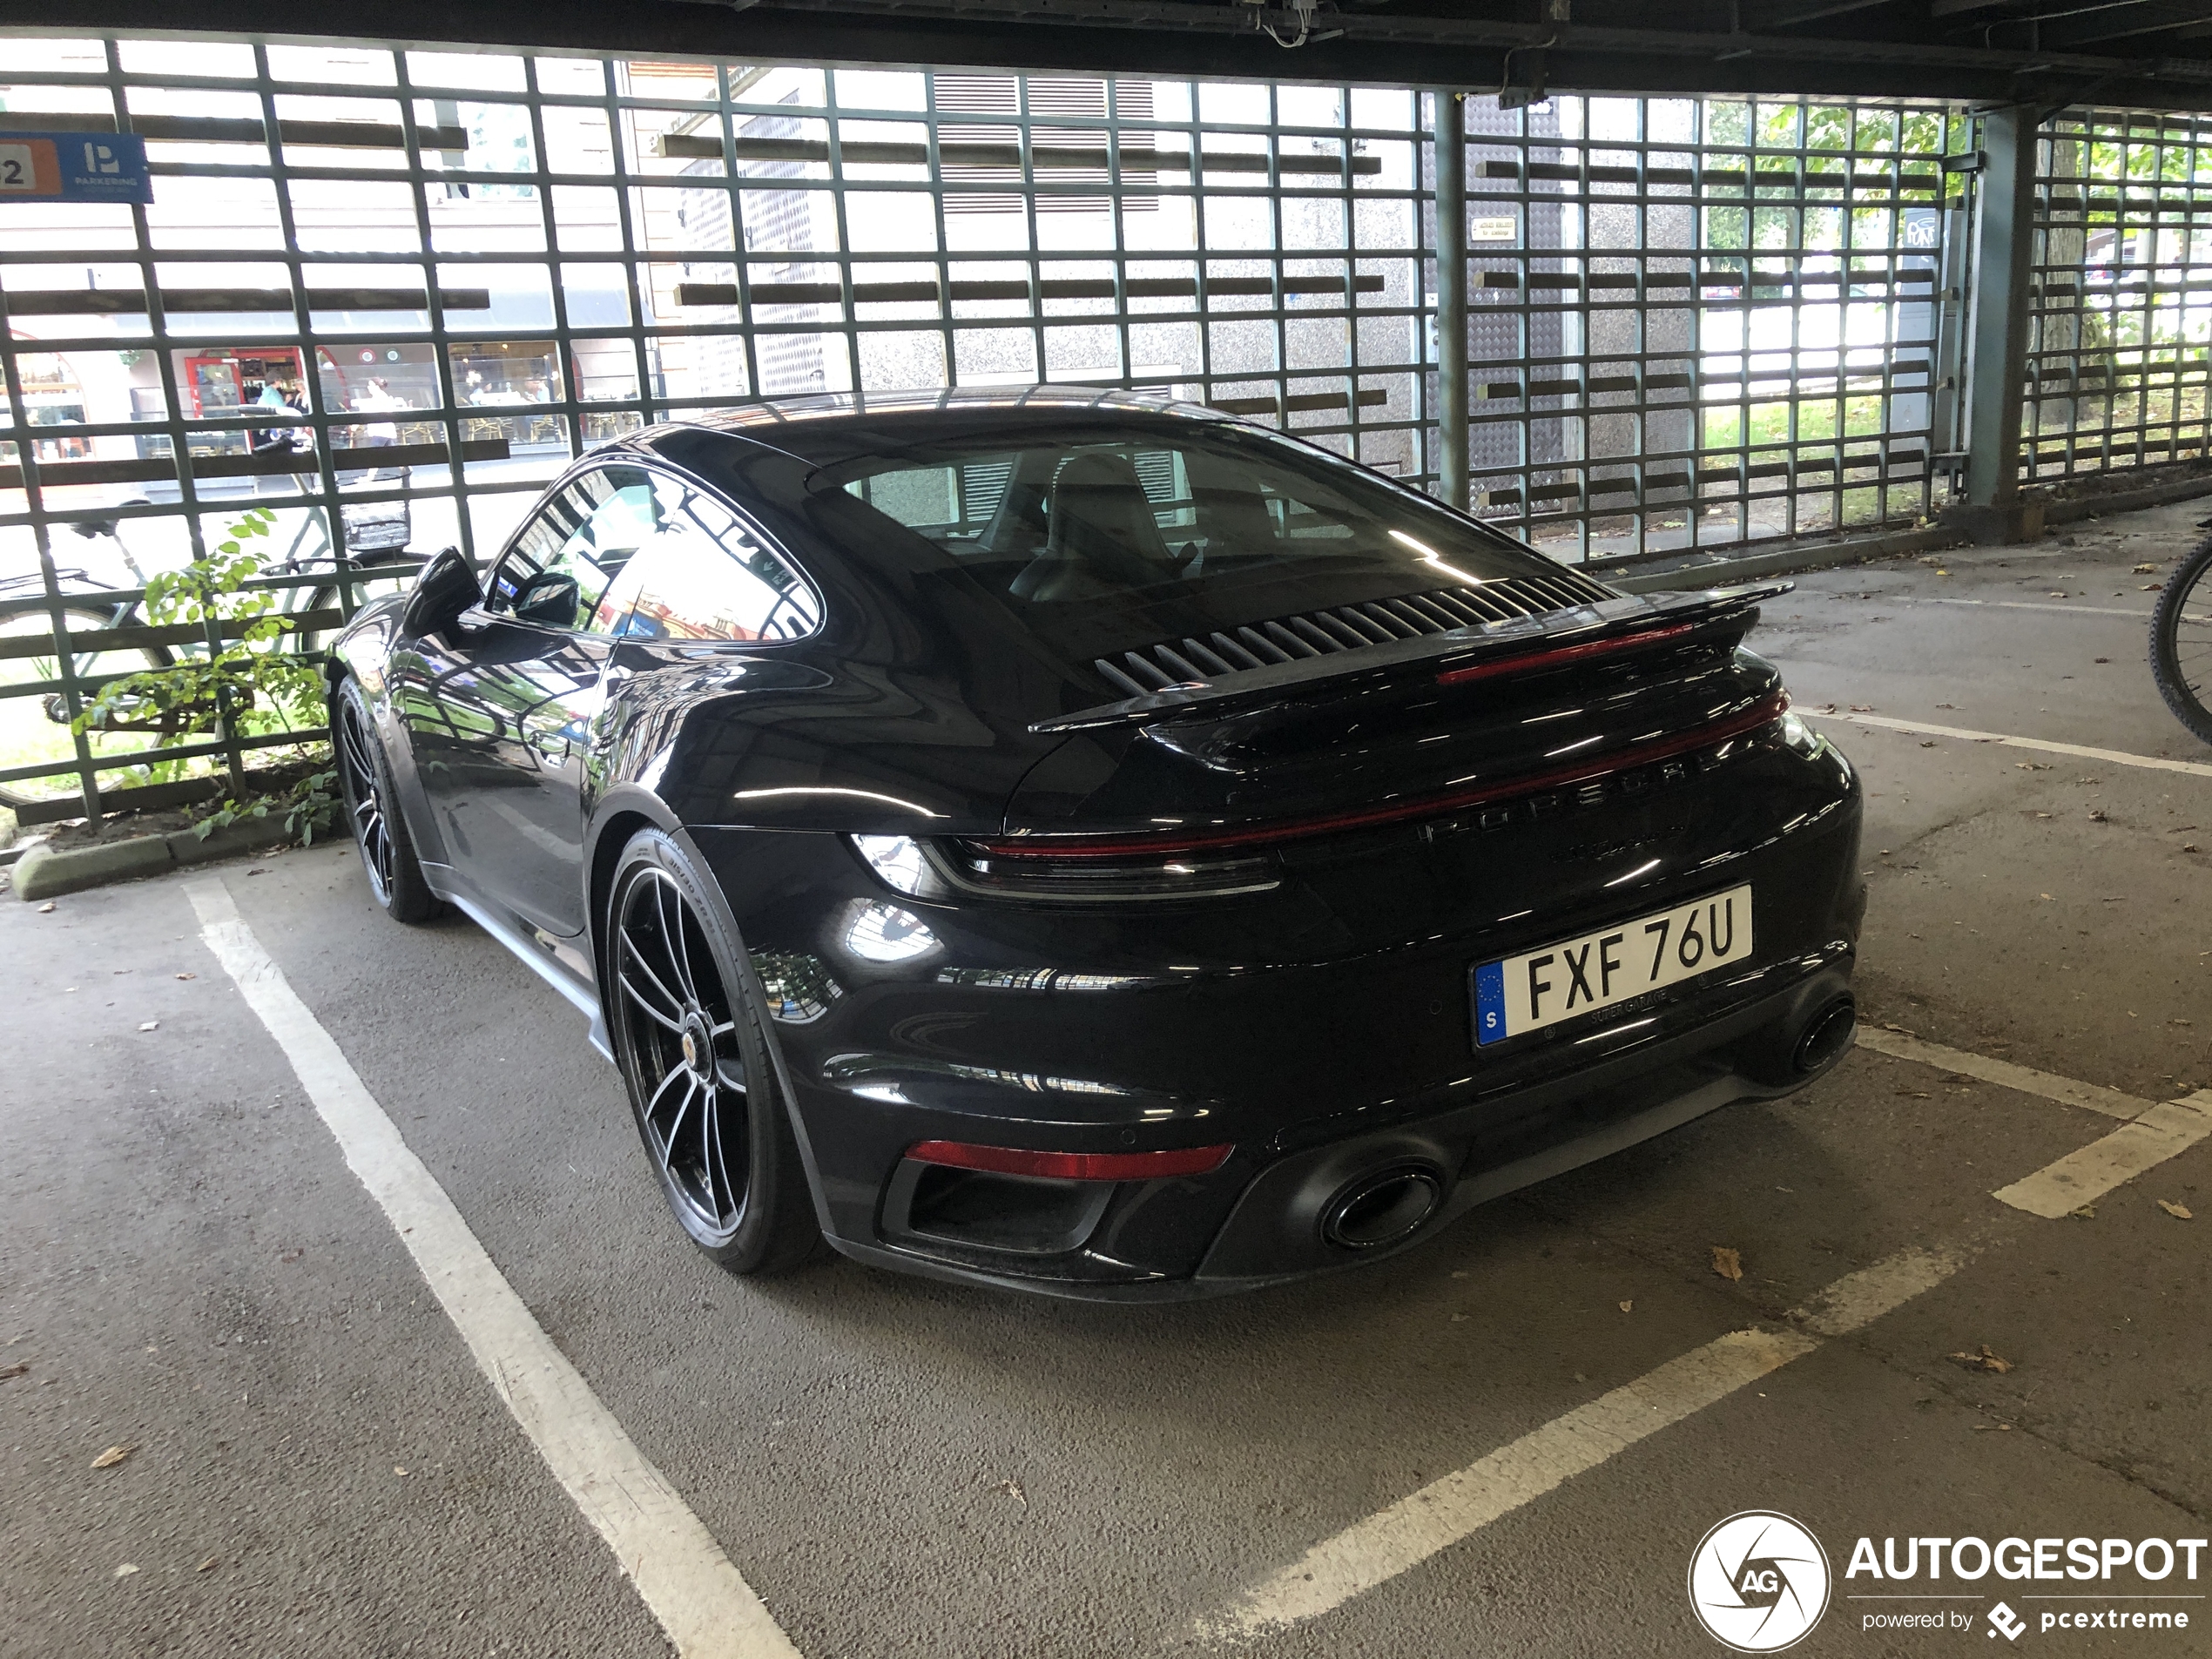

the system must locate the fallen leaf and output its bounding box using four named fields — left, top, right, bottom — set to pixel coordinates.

left=2070, top=1204, right=2097, bottom=1220
left=1711, top=1245, right=1743, bottom=1282
left=998, top=1478, right=1026, bottom=1506
left=197, top=1557, right=219, bottom=1573
left=2156, top=1199, right=2194, bottom=1221
left=2088, top=810, right=2108, bottom=823
left=114, top=1563, right=139, bottom=1579
left=1618, top=1299, right=1634, bottom=1313
left=174, top=972, right=195, bottom=981
left=91, top=1444, right=135, bottom=1469
left=2135, top=563, right=2159, bottom=573
left=37, top=902, right=55, bottom=914
left=1449, top=1312, right=1468, bottom=1322
left=1948, top=1345, right=2013, bottom=1374
left=137, top=1021, right=158, bottom=1032
left=2184, top=844, right=2202, bottom=854
left=2040, top=893, right=2054, bottom=900
left=1919, top=740, right=1937, bottom=748
left=1897, top=1089, right=1932, bottom=1099
left=0, top=1361, right=27, bottom=1382
left=1850, top=704, right=1874, bottom=712
left=2094, top=657, right=2110, bottom=664
left=394, top=1466, right=408, bottom=1476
